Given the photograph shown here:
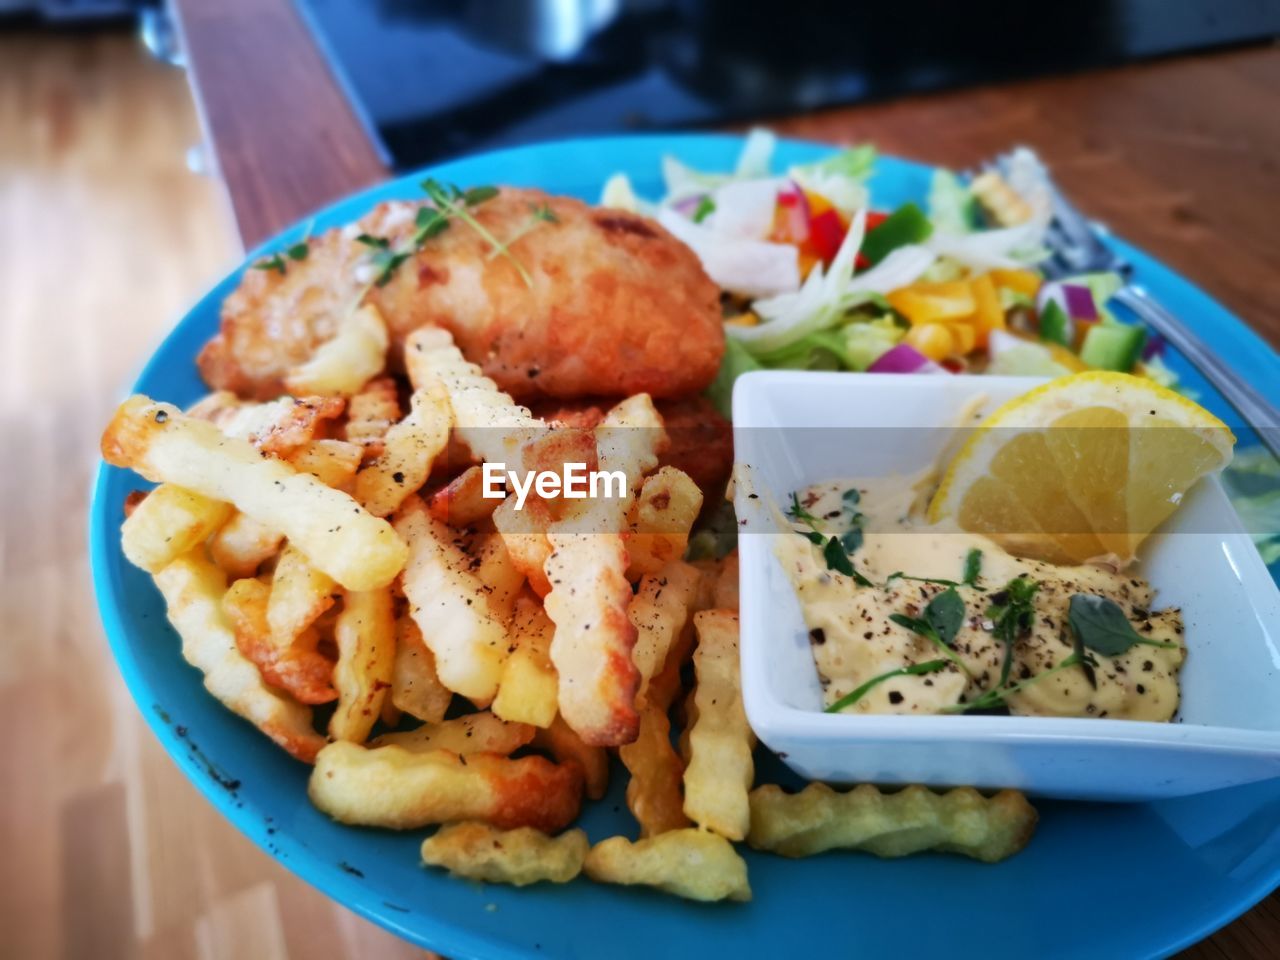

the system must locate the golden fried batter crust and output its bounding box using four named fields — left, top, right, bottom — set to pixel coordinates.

left=199, top=189, right=724, bottom=401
